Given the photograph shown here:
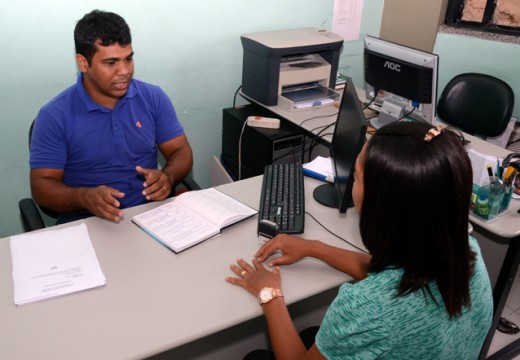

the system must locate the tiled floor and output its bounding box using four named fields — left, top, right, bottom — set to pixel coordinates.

left=488, top=268, right=520, bottom=358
